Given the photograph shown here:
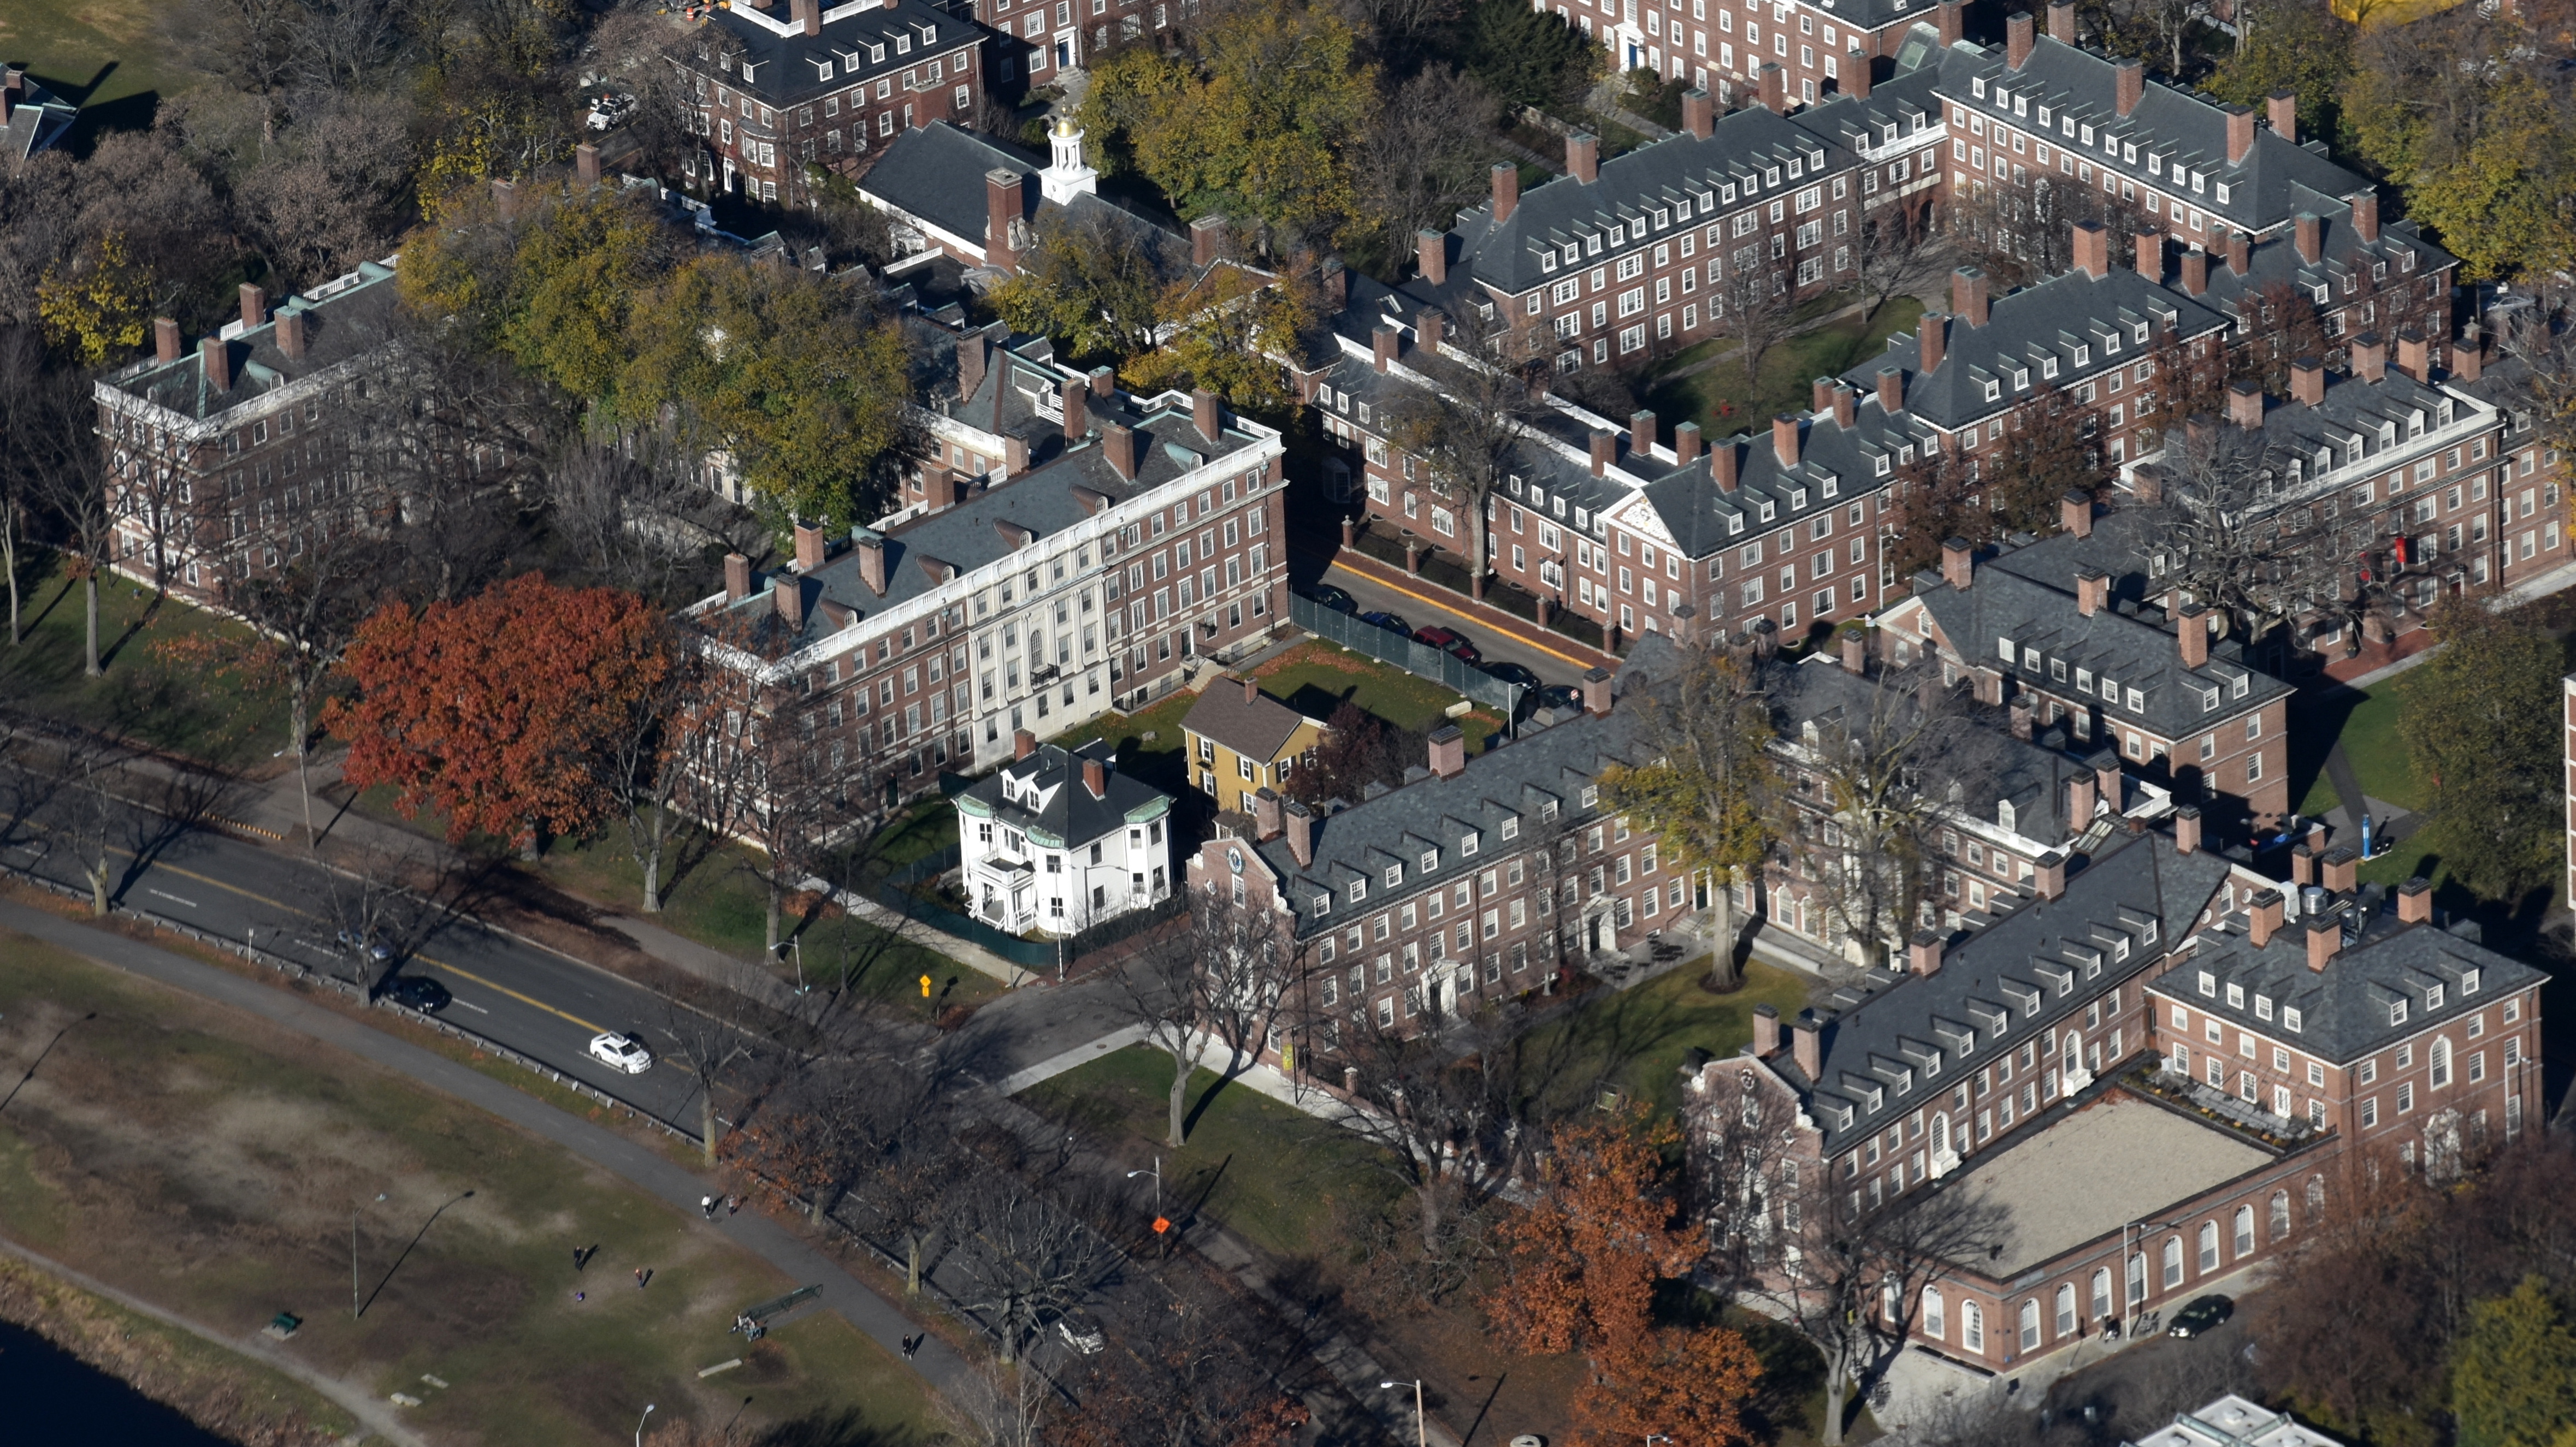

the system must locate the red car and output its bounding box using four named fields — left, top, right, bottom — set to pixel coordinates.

left=1410, top=626, right=1481, bottom=665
